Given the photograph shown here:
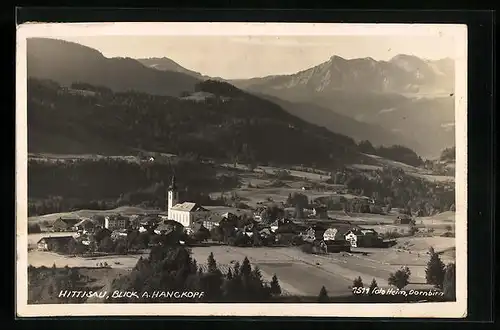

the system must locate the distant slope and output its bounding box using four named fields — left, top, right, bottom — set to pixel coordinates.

left=28, top=78, right=366, bottom=168
left=27, top=38, right=201, bottom=97
left=231, top=54, right=455, bottom=158
left=253, top=92, right=424, bottom=151
left=138, top=57, right=227, bottom=82
left=137, top=57, right=205, bottom=79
